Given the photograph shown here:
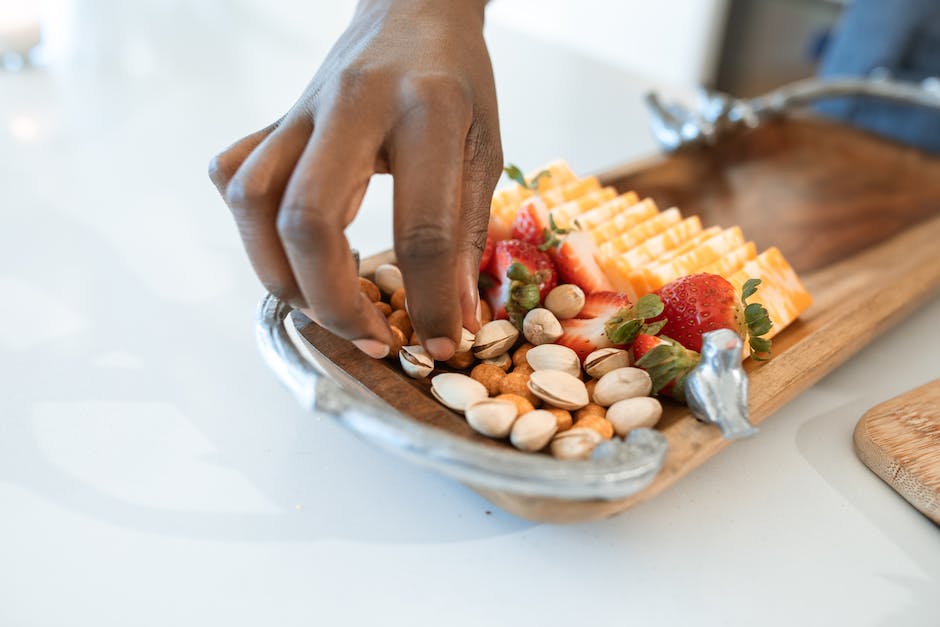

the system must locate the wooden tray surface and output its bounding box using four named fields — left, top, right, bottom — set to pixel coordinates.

left=299, top=117, right=940, bottom=522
